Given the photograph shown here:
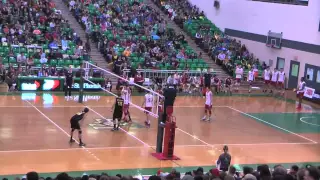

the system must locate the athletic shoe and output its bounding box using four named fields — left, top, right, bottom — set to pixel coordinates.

left=111, top=127, right=118, bottom=131
left=145, top=121, right=150, bottom=128
left=79, top=142, right=86, bottom=146
left=201, top=116, right=206, bottom=121
left=69, top=139, right=75, bottom=143
left=206, top=117, right=211, bottom=121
